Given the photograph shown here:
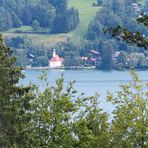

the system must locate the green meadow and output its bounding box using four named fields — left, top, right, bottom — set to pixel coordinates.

left=3, top=0, right=100, bottom=47
left=69, top=0, right=99, bottom=37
